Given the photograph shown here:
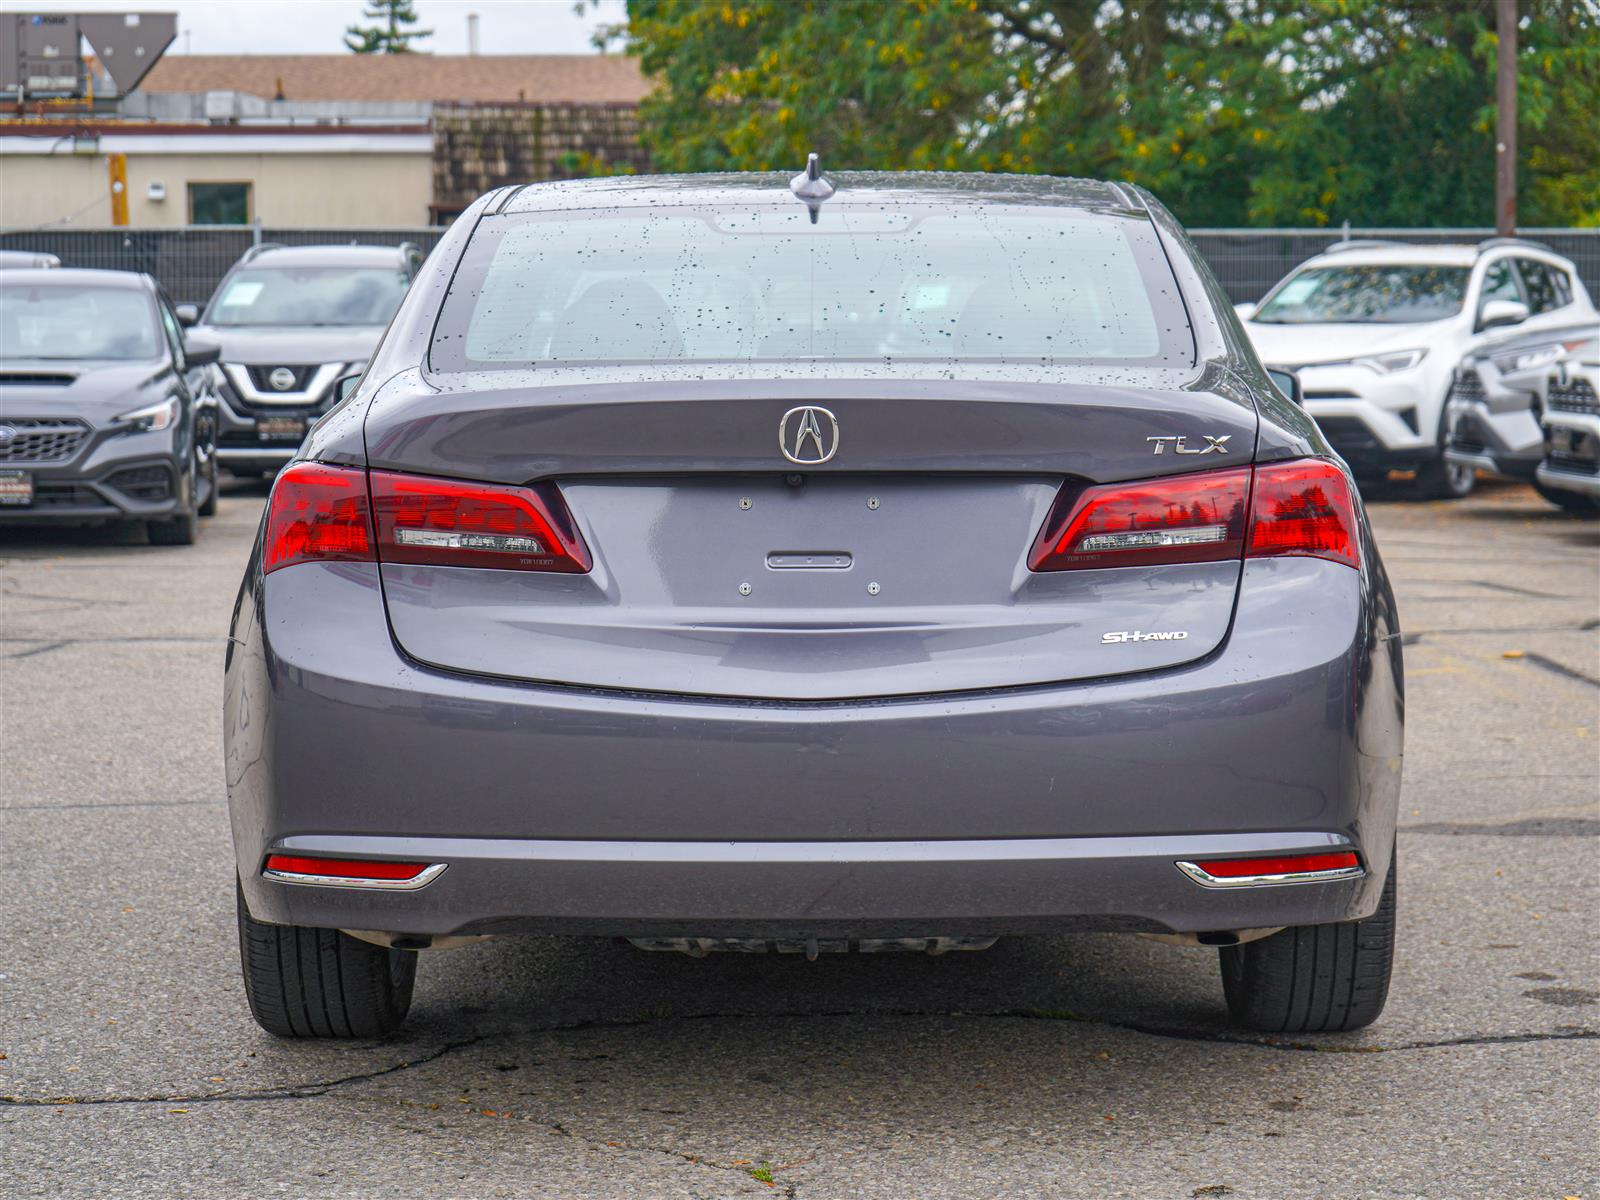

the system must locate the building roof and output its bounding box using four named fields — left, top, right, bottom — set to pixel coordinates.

left=129, top=54, right=650, bottom=105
